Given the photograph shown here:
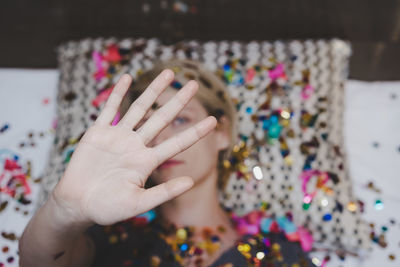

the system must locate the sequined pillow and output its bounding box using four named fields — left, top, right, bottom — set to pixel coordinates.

left=37, top=37, right=370, bottom=254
